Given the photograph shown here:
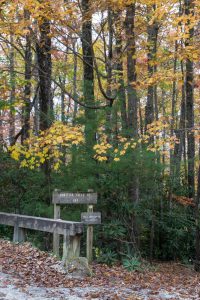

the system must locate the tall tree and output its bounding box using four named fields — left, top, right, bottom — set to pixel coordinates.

left=21, top=9, right=32, bottom=143
left=195, top=141, right=200, bottom=271
left=81, top=0, right=96, bottom=148
left=104, top=8, right=113, bottom=139
left=72, top=39, right=78, bottom=124
left=125, top=2, right=138, bottom=136
left=36, top=18, right=52, bottom=131
left=9, top=34, right=15, bottom=145
left=113, top=11, right=128, bottom=131
left=185, top=0, right=195, bottom=197
left=145, top=5, right=159, bottom=131
left=125, top=2, right=140, bottom=250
